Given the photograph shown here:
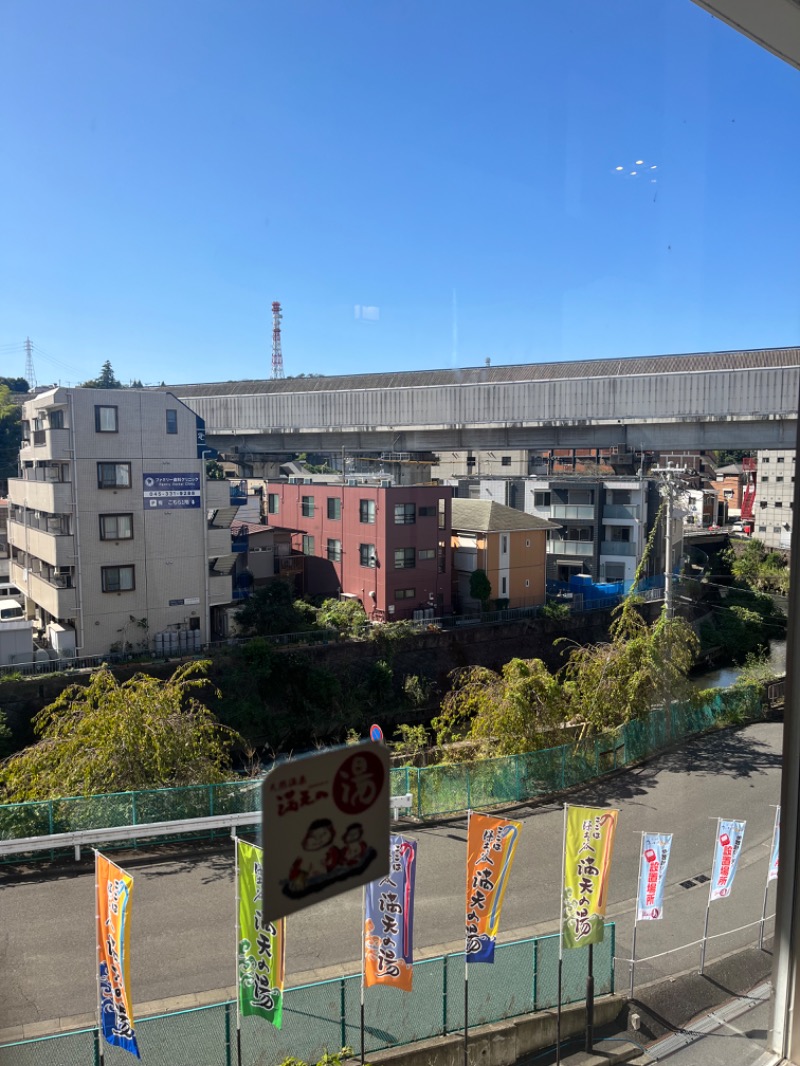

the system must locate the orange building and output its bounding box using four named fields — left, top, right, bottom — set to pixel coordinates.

left=451, top=499, right=556, bottom=609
